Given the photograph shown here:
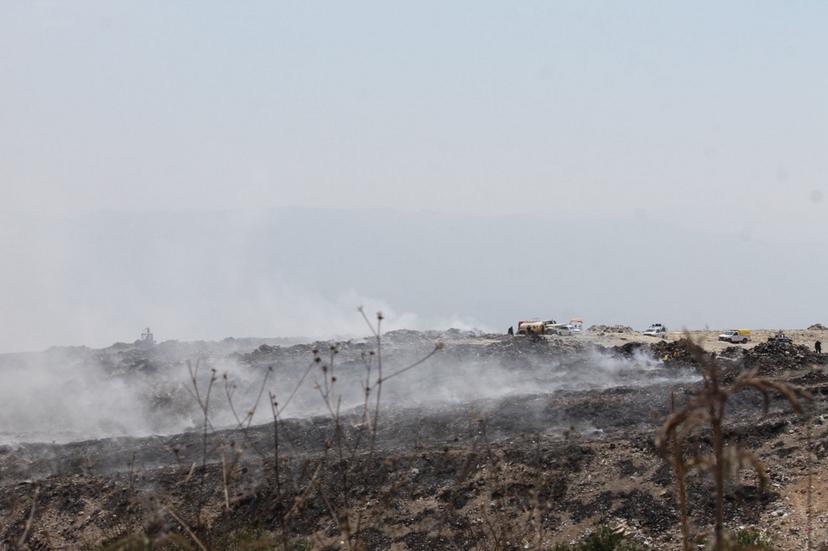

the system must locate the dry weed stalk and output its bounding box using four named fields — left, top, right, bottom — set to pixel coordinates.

left=804, top=403, right=815, bottom=551
left=224, top=354, right=316, bottom=549
left=163, top=504, right=209, bottom=551
left=302, top=308, right=442, bottom=550
left=656, top=337, right=811, bottom=551
left=667, top=393, right=691, bottom=551
left=121, top=311, right=439, bottom=550
left=223, top=365, right=273, bottom=461
left=185, top=359, right=217, bottom=530
left=16, top=483, right=39, bottom=548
